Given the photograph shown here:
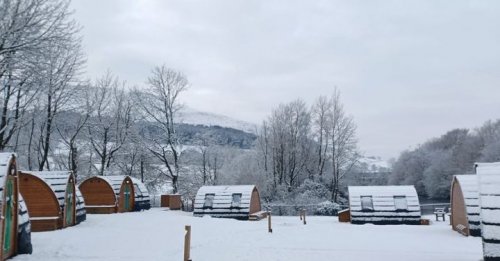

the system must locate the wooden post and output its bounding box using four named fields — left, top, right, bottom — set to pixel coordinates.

left=184, top=225, right=192, bottom=261
left=302, top=209, right=306, bottom=225
left=268, top=211, right=272, bottom=233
